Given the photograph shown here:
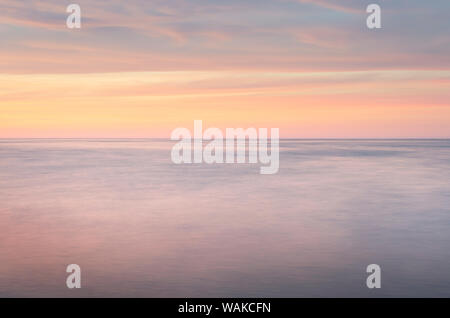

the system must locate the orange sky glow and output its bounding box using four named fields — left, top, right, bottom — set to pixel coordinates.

left=1, top=1, right=449, bottom=138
